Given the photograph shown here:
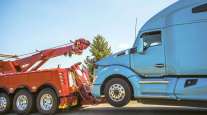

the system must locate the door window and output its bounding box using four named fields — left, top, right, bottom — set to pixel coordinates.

left=141, top=31, right=161, bottom=50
